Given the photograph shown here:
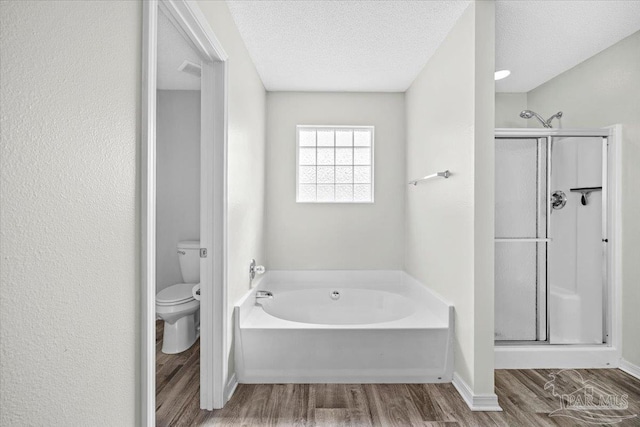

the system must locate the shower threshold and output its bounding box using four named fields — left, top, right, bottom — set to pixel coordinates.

left=495, top=340, right=550, bottom=346
left=495, top=342, right=618, bottom=369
